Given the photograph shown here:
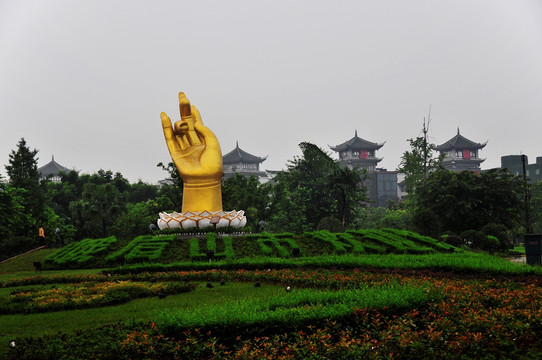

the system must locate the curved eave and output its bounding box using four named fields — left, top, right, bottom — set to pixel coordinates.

left=329, top=141, right=385, bottom=152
